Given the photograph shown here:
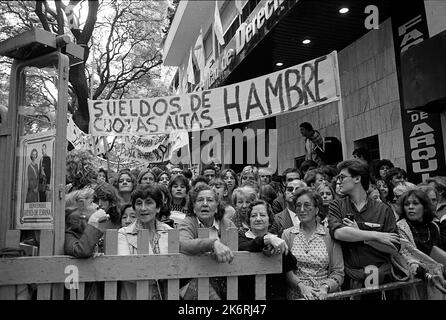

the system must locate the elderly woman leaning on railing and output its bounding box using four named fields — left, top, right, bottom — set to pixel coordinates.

left=237, top=200, right=297, bottom=300
left=178, top=184, right=236, bottom=300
